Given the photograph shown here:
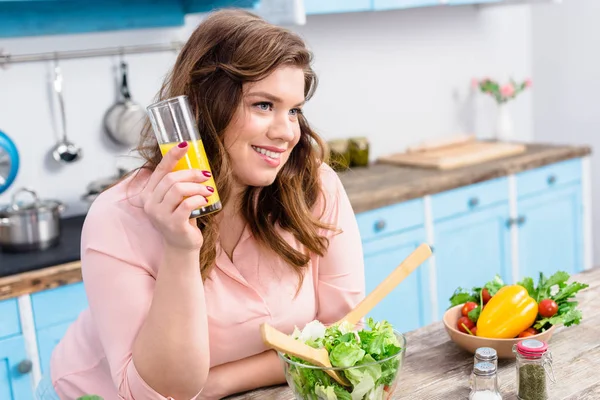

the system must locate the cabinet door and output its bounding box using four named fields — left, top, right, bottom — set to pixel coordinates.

left=517, top=184, right=583, bottom=279
left=304, top=0, right=372, bottom=14
left=373, top=0, right=439, bottom=10
left=36, top=322, right=72, bottom=375
left=0, top=335, right=34, bottom=400
left=363, top=227, right=431, bottom=333
left=434, top=203, right=511, bottom=319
